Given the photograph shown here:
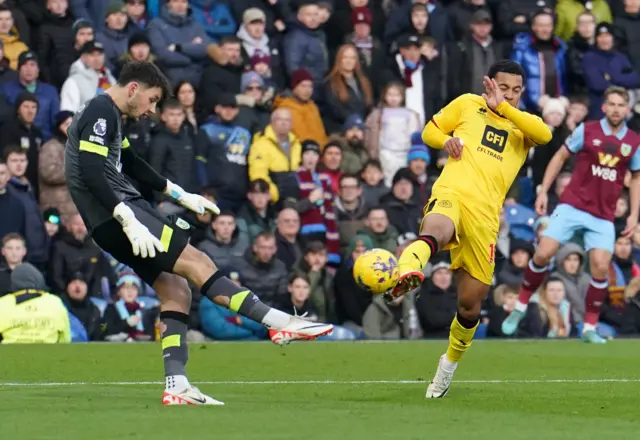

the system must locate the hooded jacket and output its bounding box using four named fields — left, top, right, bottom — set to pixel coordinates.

left=10, top=262, right=47, bottom=291
left=60, top=59, right=117, bottom=112
left=197, top=226, right=249, bottom=270
left=551, top=243, right=590, bottom=323
left=273, top=90, right=328, bottom=148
